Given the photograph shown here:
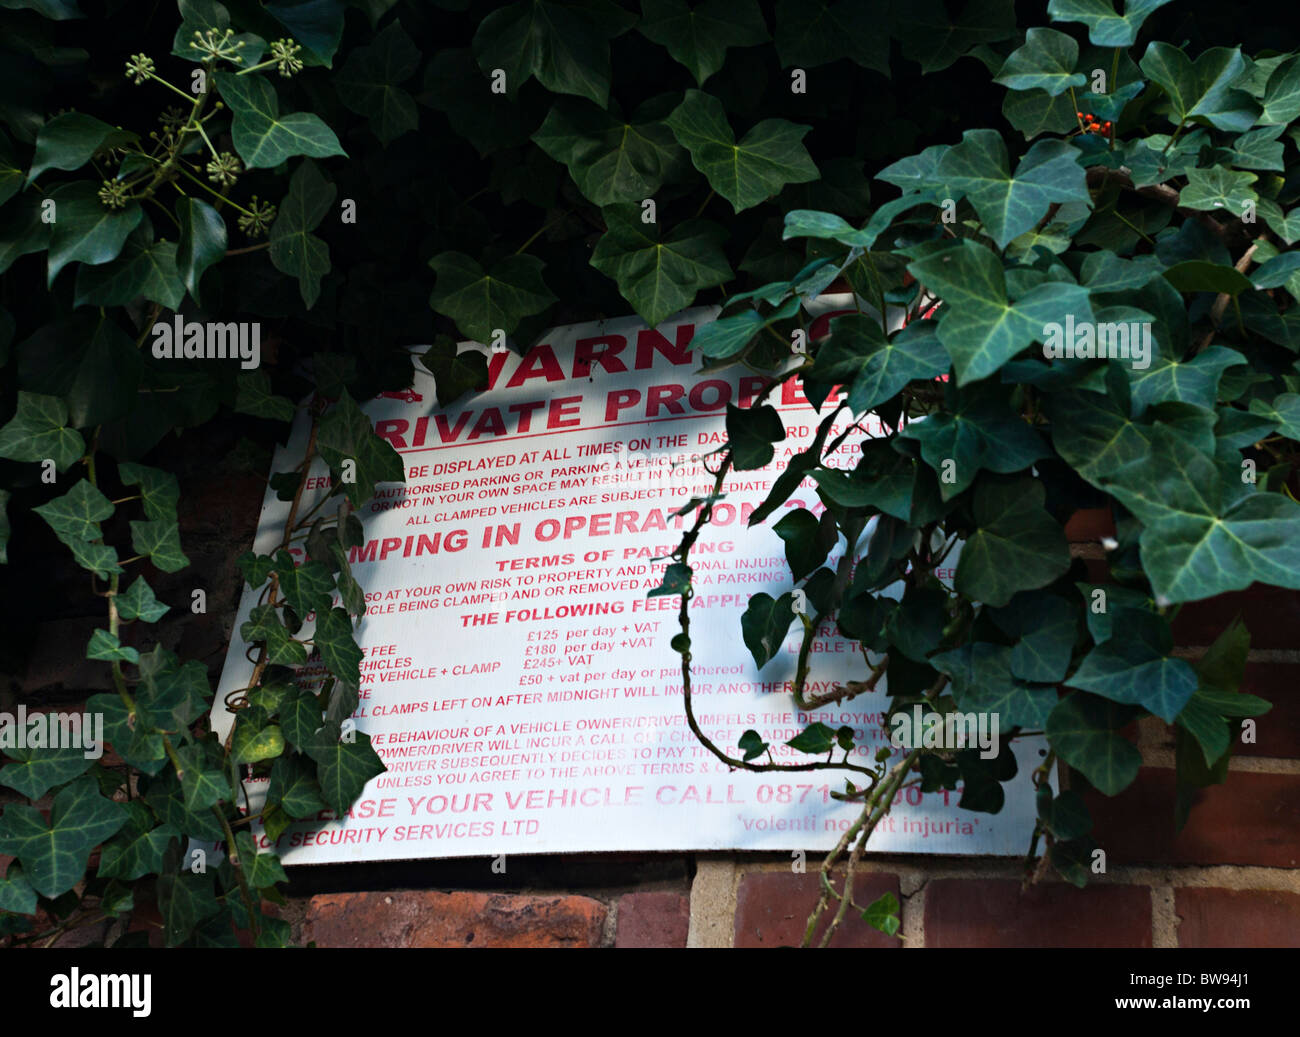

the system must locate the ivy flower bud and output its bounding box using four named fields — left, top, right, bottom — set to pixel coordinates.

left=270, top=38, right=304, bottom=77
left=124, top=53, right=155, bottom=84
left=97, top=179, right=130, bottom=210
left=206, top=151, right=243, bottom=187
